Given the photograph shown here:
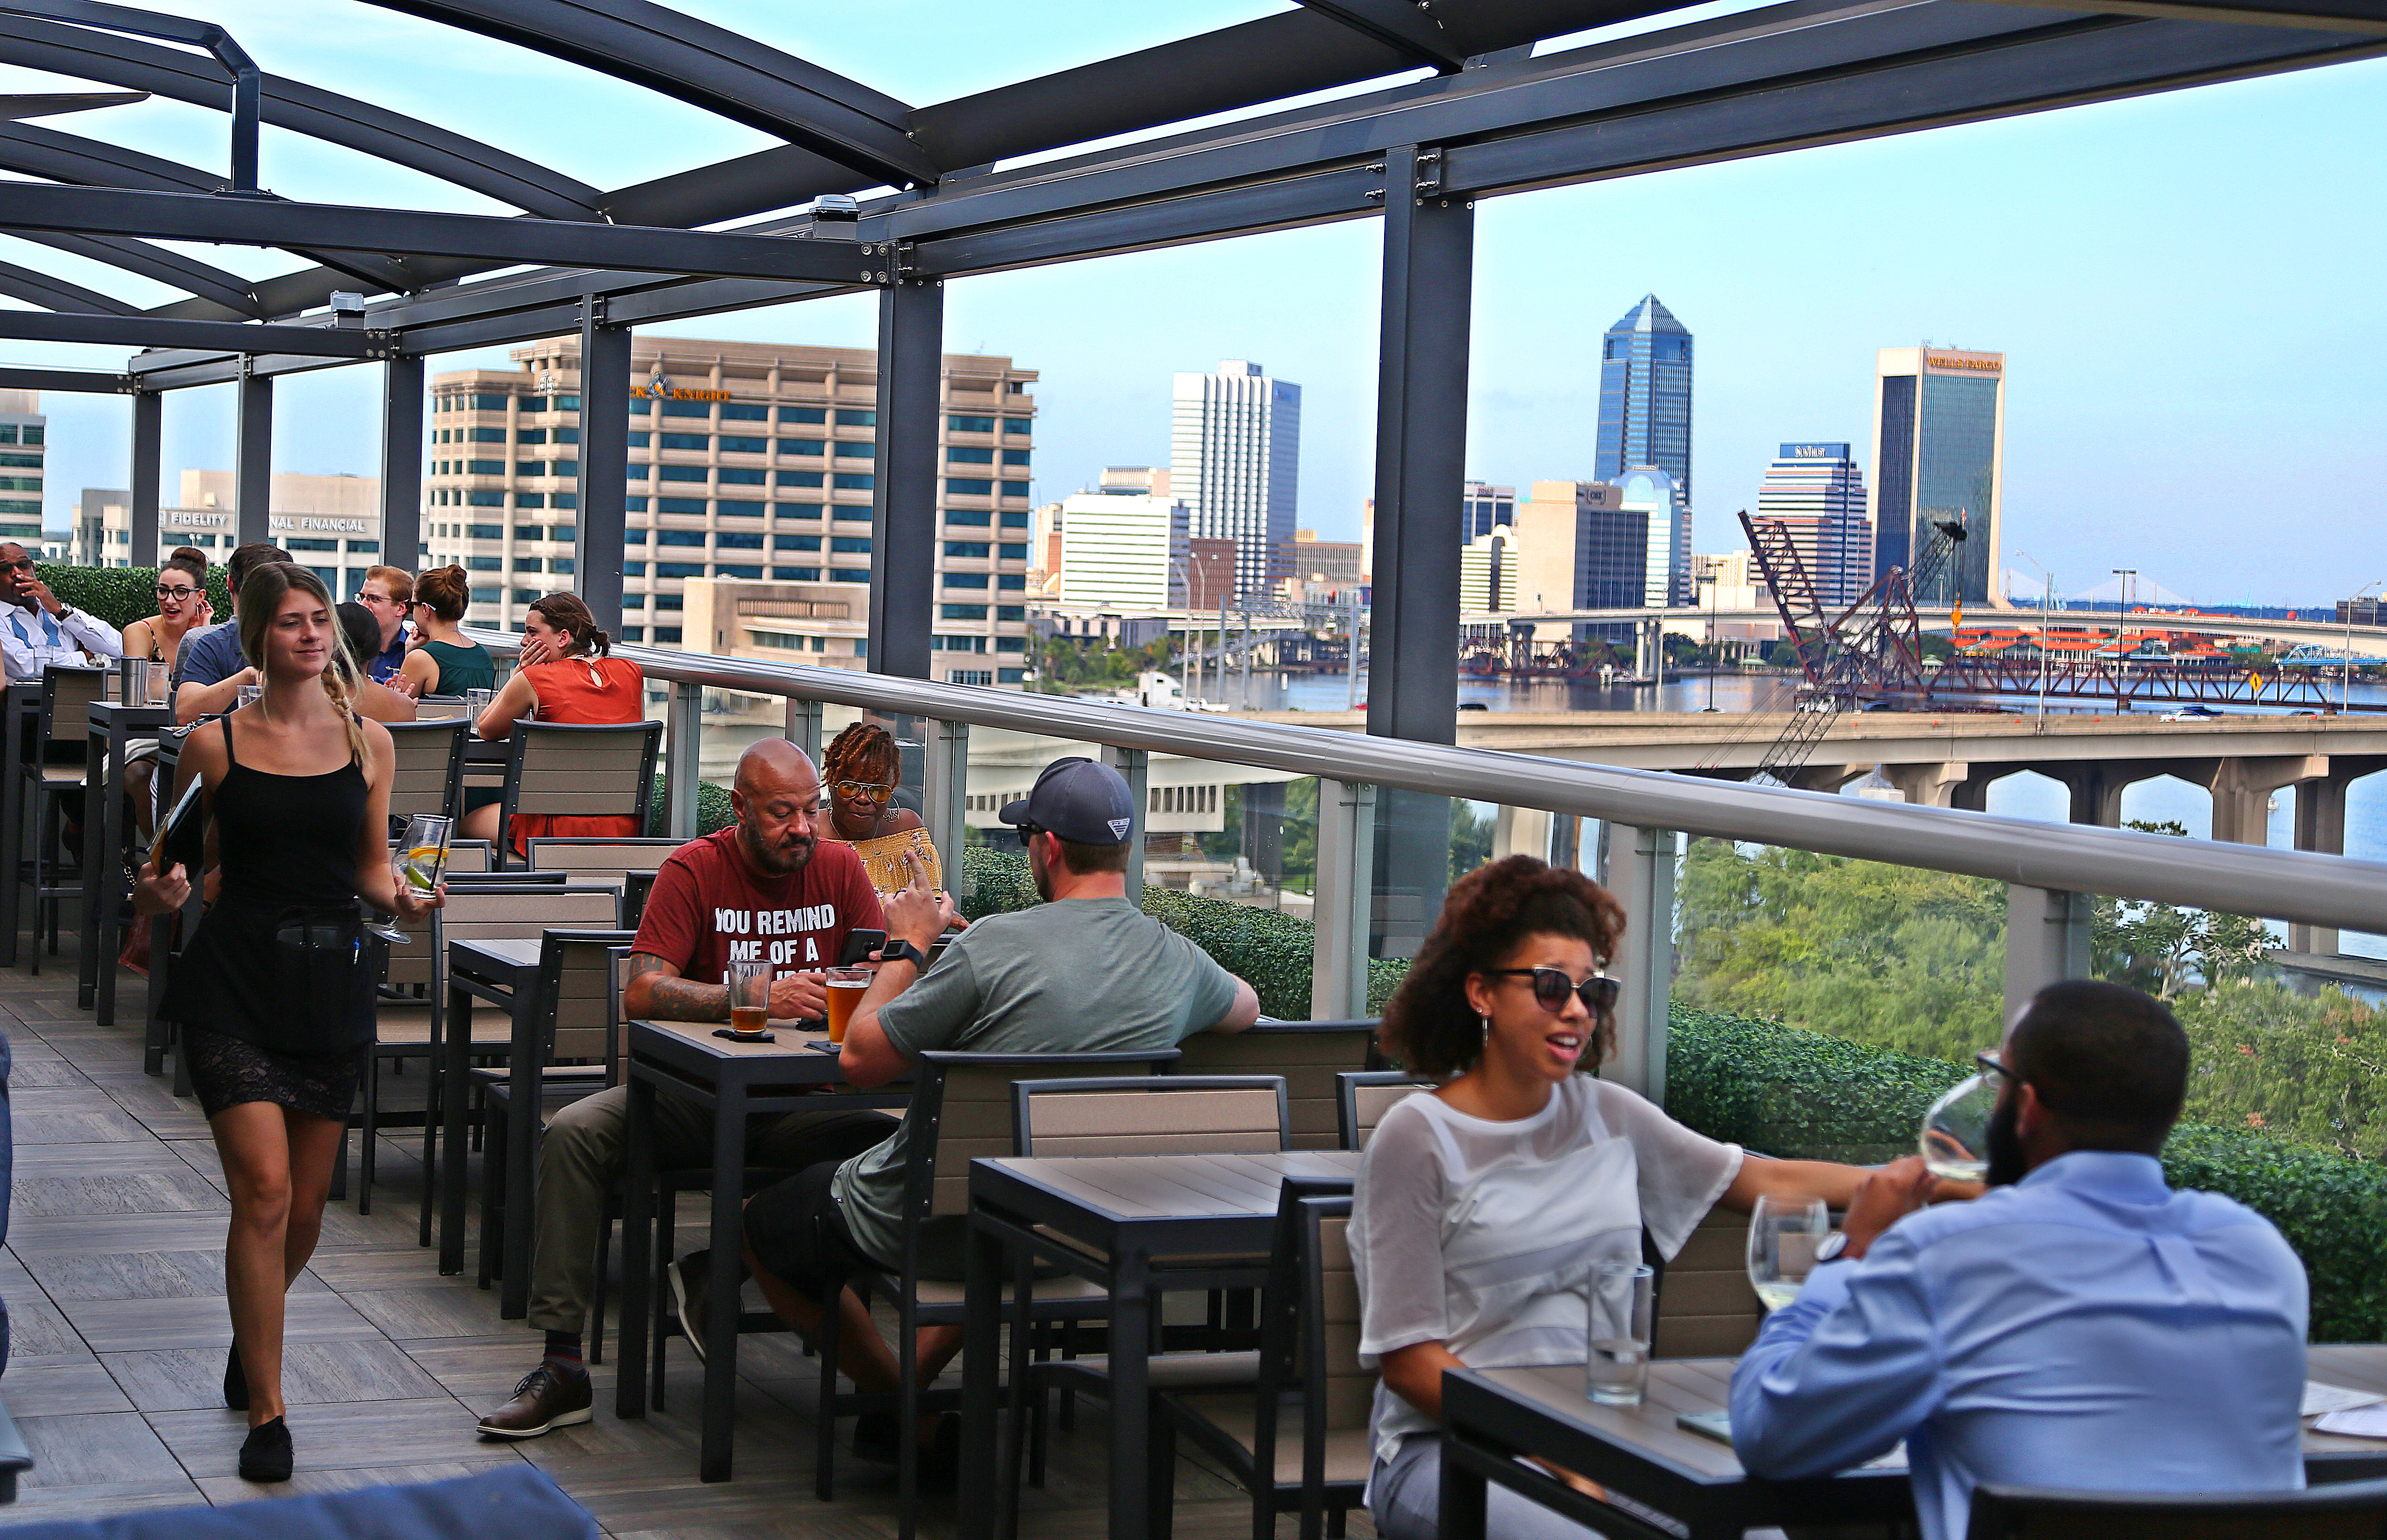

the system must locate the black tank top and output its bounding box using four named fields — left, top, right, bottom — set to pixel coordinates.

left=214, top=711, right=369, bottom=912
